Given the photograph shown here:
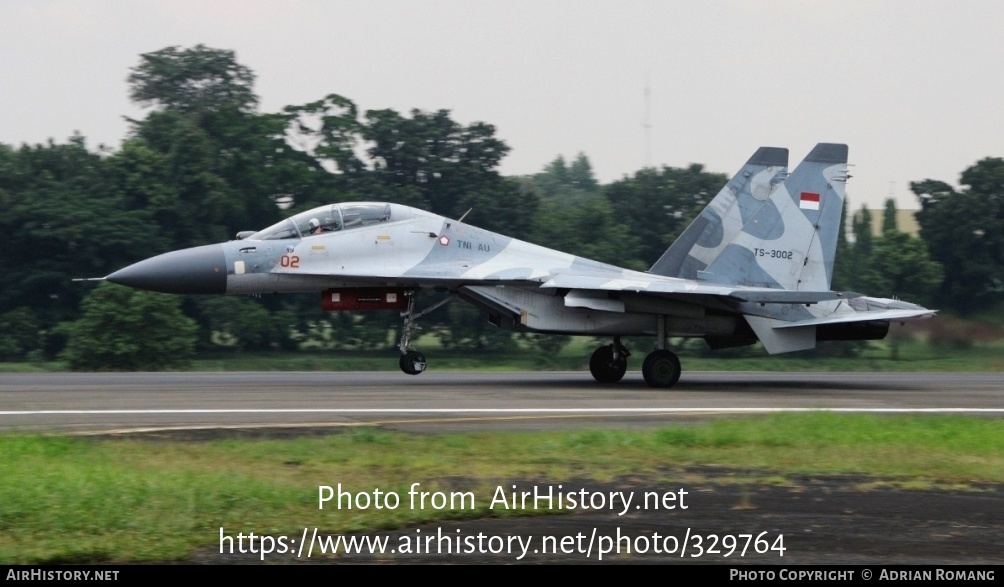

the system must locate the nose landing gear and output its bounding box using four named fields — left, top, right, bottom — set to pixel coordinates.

left=589, top=337, right=630, bottom=383
left=397, top=292, right=452, bottom=375
left=399, top=350, right=427, bottom=375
